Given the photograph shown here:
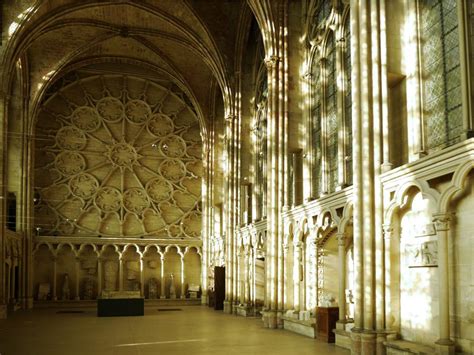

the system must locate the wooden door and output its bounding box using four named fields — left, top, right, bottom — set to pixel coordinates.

left=214, top=266, right=225, bottom=310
